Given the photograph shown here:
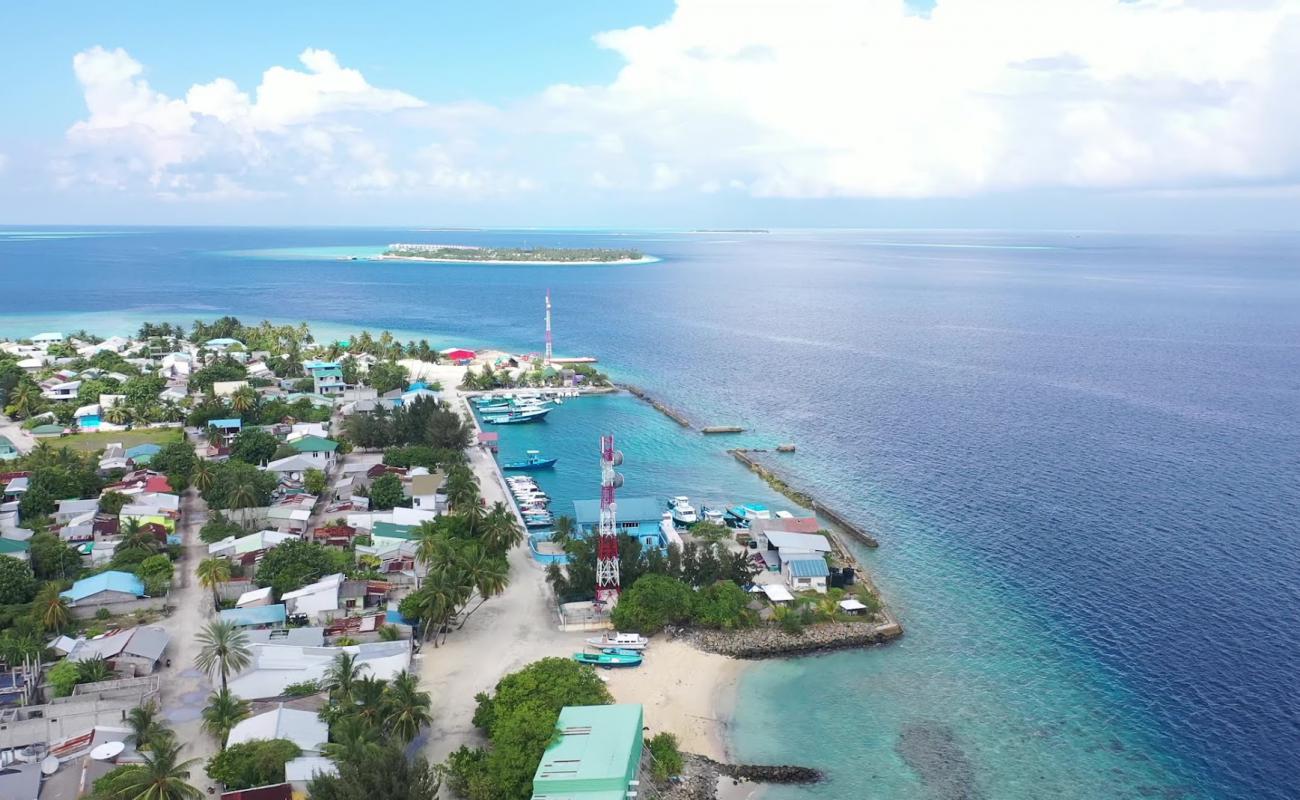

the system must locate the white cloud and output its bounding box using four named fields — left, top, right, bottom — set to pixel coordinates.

left=54, top=1, right=1300, bottom=206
